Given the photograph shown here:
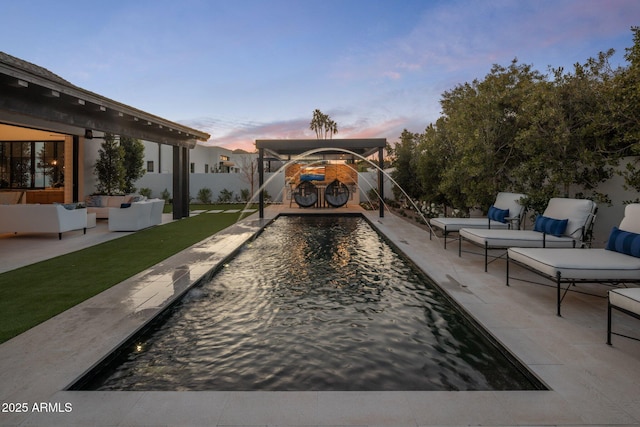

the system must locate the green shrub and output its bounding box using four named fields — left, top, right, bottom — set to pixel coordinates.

left=160, top=188, right=170, bottom=204
left=139, top=187, right=152, bottom=198
left=197, top=187, right=213, bottom=204
left=217, top=188, right=233, bottom=203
